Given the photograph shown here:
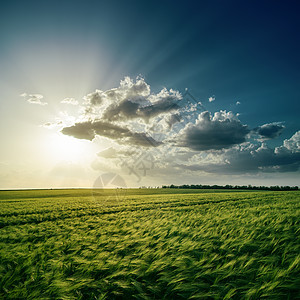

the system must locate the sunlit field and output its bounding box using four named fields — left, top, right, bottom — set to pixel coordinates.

left=0, top=189, right=299, bottom=299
